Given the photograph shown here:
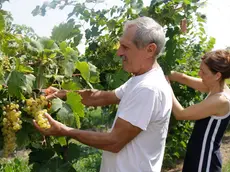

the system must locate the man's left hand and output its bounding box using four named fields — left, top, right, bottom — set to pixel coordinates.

left=33, top=113, right=68, bottom=136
